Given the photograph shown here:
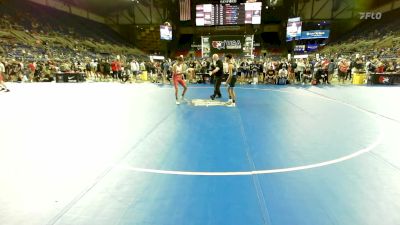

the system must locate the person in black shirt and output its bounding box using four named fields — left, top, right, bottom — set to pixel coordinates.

left=302, top=67, right=312, bottom=84
left=210, top=54, right=223, bottom=100
left=265, top=66, right=276, bottom=84
left=250, top=61, right=259, bottom=84
left=240, top=59, right=250, bottom=83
